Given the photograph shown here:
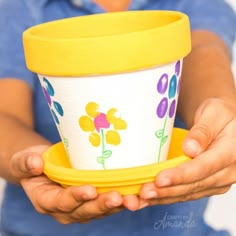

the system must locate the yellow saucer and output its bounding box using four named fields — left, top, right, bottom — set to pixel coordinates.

left=43, top=128, right=191, bottom=195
